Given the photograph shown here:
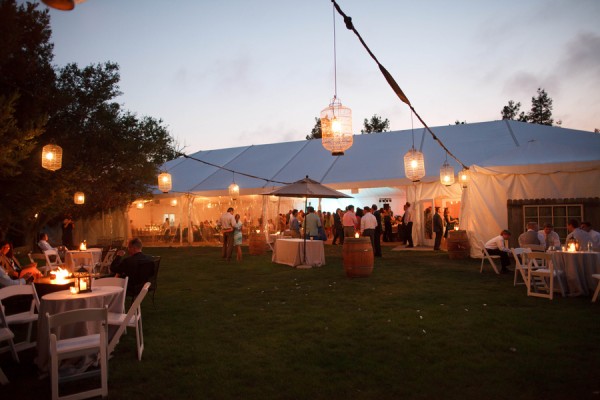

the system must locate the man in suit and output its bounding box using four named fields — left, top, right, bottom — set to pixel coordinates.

left=110, top=237, right=155, bottom=295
